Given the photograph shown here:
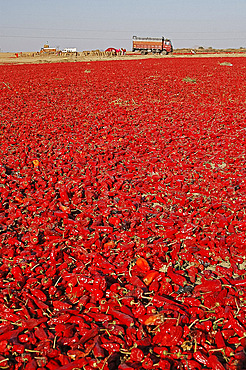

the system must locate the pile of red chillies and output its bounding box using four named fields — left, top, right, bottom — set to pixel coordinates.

left=0, top=57, right=246, bottom=370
